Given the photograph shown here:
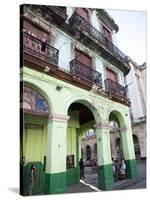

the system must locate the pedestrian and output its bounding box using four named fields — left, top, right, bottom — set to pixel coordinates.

left=28, top=164, right=36, bottom=196
left=120, top=159, right=126, bottom=175
left=79, top=158, right=85, bottom=179
left=112, top=157, right=116, bottom=177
